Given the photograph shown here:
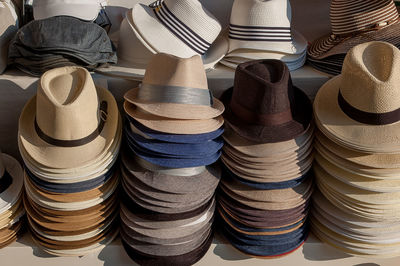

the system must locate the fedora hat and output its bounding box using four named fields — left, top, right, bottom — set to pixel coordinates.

left=124, top=53, right=224, bottom=120
left=0, top=151, right=23, bottom=214
left=221, top=59, right=312, bottom=143
left=309, top=0, right=400, bottom=61
left=95, top=1, right=228, bottom=80
left=32, top=0, right=104, bottom=21
left=18, top=66, right=120, bottom=169
left=0, top=0, right=19, bottom=74
left=314, top=41, right=400, bottom=153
